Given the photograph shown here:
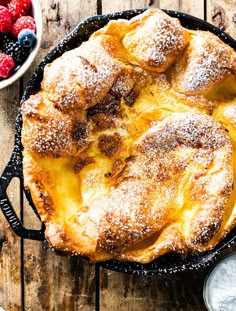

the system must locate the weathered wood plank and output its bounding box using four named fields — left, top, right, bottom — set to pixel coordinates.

left=23, top=240, right=96, bottom=311
left=101, top=0, right=150, bottom=14
left=160, top=0, right=204, bottom=18
left=100, top=269, right=208, bottom=311
left=99, top=1, right=206, bottom=310
left=0, top=85, right=22, bottom=309
left=207, top=0, right=236, bottom=39
left=101, top=0, right=204, bottom=21
left=22, top=1, right=97, bottom=310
